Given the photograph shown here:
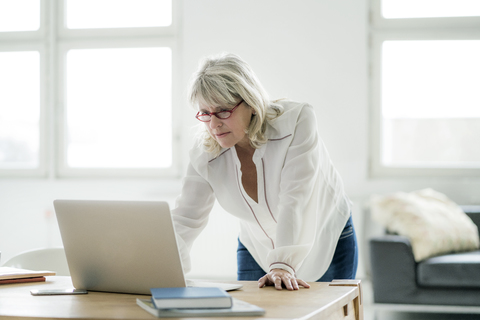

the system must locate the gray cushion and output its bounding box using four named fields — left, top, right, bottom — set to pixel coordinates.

left=417, top=250, right=480, bottom=288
